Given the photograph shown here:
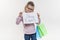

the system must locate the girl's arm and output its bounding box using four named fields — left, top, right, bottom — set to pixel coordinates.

left=16, top=12, right=22, bottom=25
left=36, top=13, right=41, bottom=24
